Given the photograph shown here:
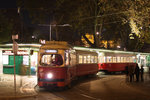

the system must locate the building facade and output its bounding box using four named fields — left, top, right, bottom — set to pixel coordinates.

left=0, top=43, right=41, bottom=75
